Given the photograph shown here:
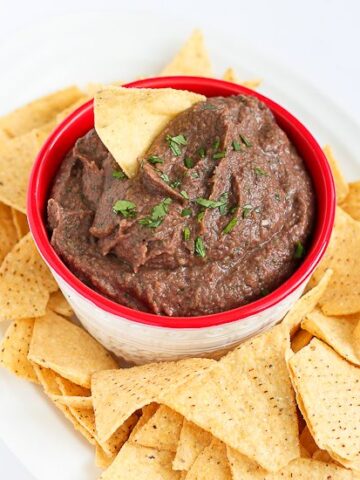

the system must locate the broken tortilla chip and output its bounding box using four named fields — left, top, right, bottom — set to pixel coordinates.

left=47, top=290, right=73, bottom=317
left=288, top=338, right=360, bottom=471
left=131, top=405, right=183, bottom=452
left=186, top=439, right=231, bottom=480
left=0, top=86, right=83, bottom=138
left=302, top=308, right=360, bottom=365
left=160, top=29, right=213, bottom=77
left=28, top=311, right=118, bottom=388
left=94, top=86, right=205, bottom=177
left=323, top=145, right=349, bottom=203
left=0, top=202, right=18, bottom=263
left=0, top=318, right=38, bottom=383
left=342, top=180, right=360, bottom=221
left=99, top=442, right=180, bottom=480
left=10, top=208, right=29, bottom=239
left=172, top=419, right=212, bottom=471
left=0, top=233, right=58, bottom=321
left=312, top=208, right=360, bottom=315
left=223, top=68, right=261, bottom=89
